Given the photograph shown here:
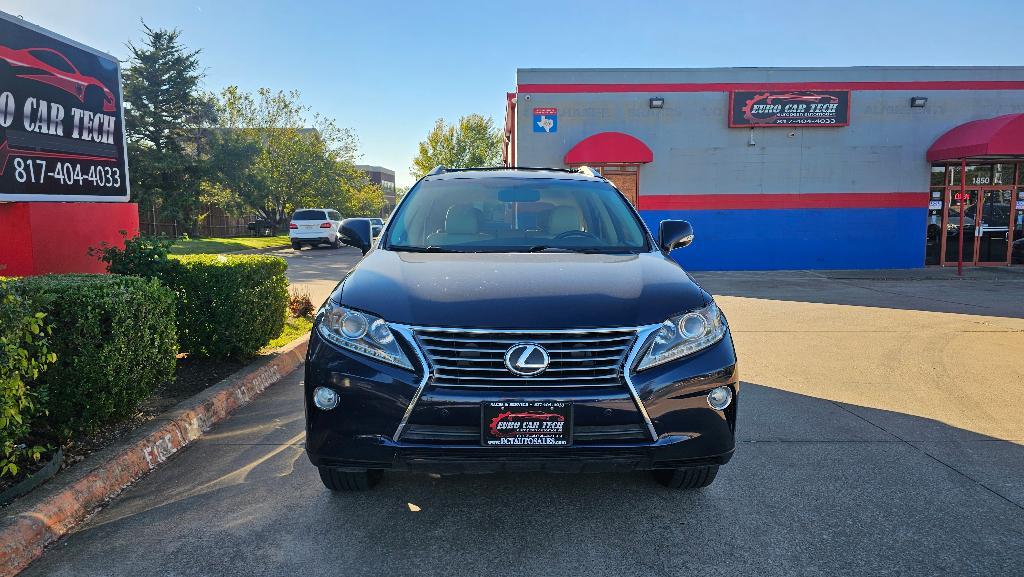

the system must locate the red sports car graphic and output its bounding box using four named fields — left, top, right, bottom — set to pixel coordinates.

left=489, top=411, right=565, bottom=436
left=765, top=92, right=839, bottom=105
left=0, top=45, right=116, bottom=112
